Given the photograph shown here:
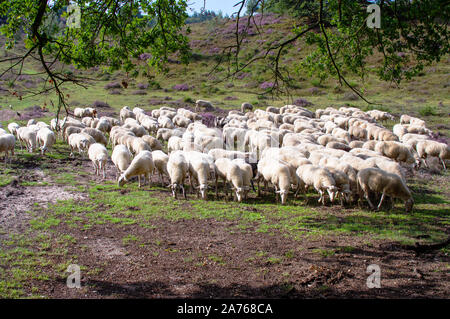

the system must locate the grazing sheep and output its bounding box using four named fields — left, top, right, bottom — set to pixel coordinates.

left=88, top=143, right=108, bottom=179
left=326, top=141, right=351, bottom=152
left=185, top=151, right=211, bottom=200
left=416, top=140, right=450, bottom=169
left=214, top=158, right=246, bottom=202
left=0, top=134, right=15, bottom=163
left=232, top=158, right=254, bottom=199
left=357, top=167, right=414, bottom=212
left=296, top=164, right=338, bottom=205
left=141, top=135, right=163, bottom=151
left=96, top=118, right=112, bottom=133
left=118, top=150, right=155, bottom=187
left=167, top=150, right=189, bottom=199
left=257, top=157, right=295, bottom=204
left=374, top=141, right=417, bottom=166
left=152, top=150, right=169, bottom=185
left=156, top=128, right=184, bottom=141
left=81, top=128, right=107, bottom=146
left=168, top=136, right=184, bottom=153
left=17, top=127, right=37, bottom=152
left=111, top=144, right=132, bottom=180
left=241, top=102, right=253, bottom=113
left=348, top=125, right=368, bottom=140
left=68, top=133, right=95, bottom=157
left=325, top=166, right=352, bottom=205
left=36, top=128, right=56, bottom=155
left=349, top=141, right=365, bottom=149
left=119, top=106, right=136, bottom=123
